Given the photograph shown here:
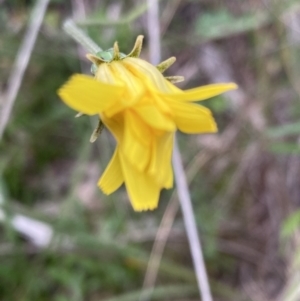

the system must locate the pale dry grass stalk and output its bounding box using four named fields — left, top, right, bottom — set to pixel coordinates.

left=0, top=0, right=55, bottom=249
left=172, top=137, right=213, bottom=301
left=71, top=0, right=89, bottom=73
left=63, top=19, right=101, bottom=54
left=0, top=0, right=50, bottom=140
left=141, top=196, right=179, bottom=301
left=147, top=0, right=161, bottom=65
left=144, top=1, right=214, bottom=301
